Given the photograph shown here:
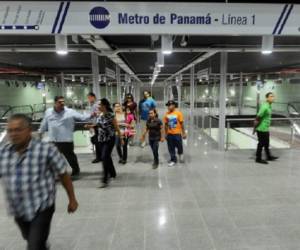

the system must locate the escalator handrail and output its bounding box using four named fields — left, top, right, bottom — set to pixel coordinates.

left=2, top=105, right=34, bottom=118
